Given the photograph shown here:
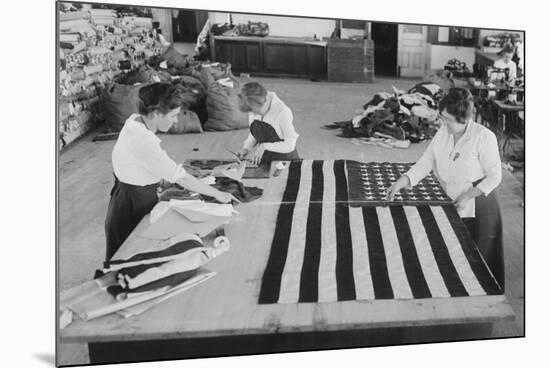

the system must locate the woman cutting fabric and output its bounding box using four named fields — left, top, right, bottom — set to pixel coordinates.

left=236, top=82, right=300, bottom=166
left=105, top=82, right=238, bottom=261
left=386, top=88, right=504, bottom=288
